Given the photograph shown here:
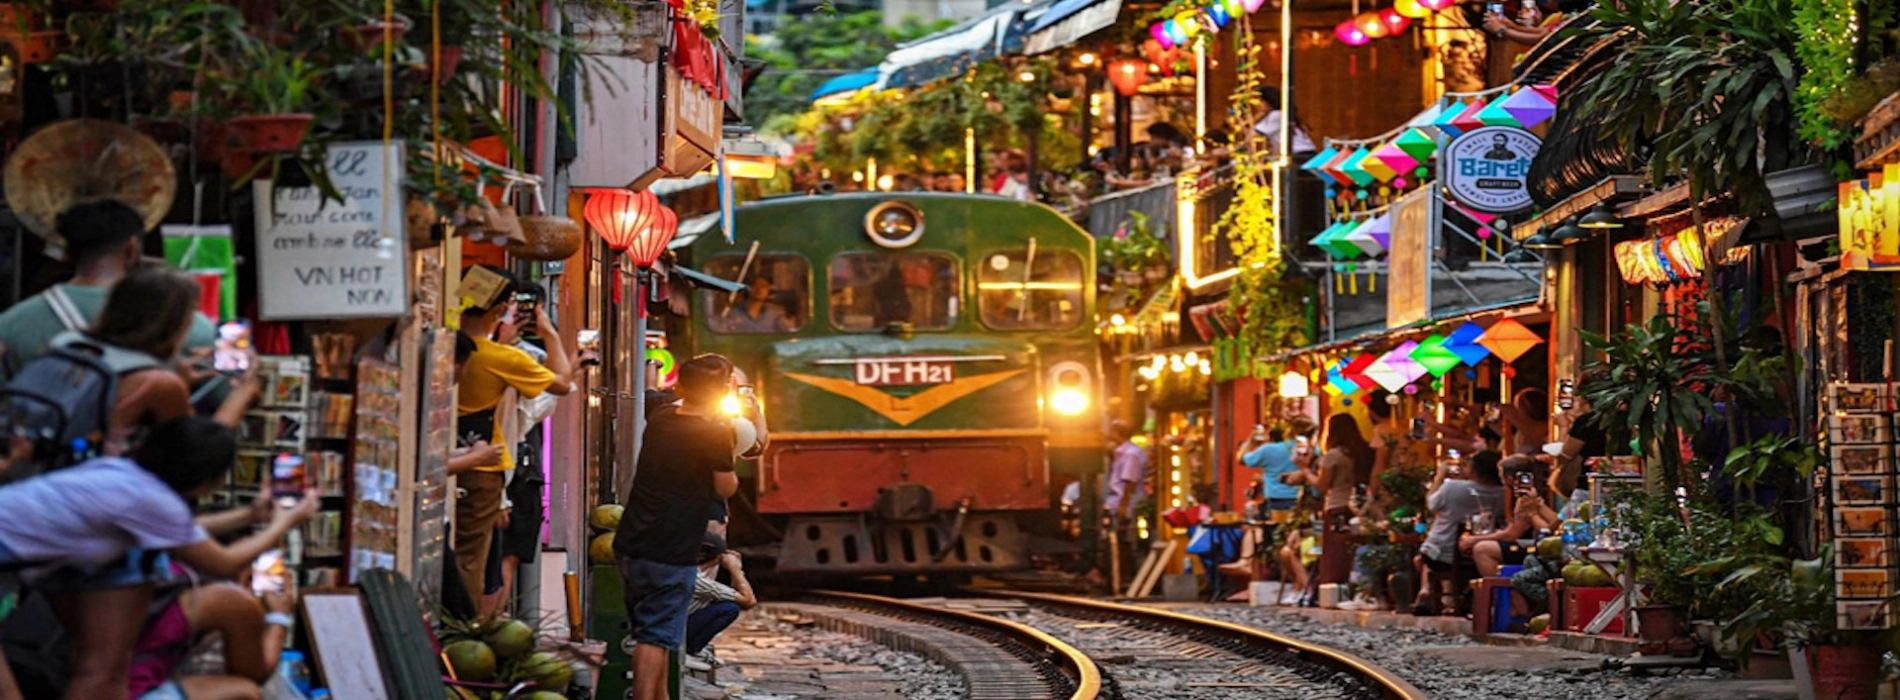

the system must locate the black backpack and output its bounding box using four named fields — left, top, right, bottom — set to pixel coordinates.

left=0, top=333, right=158, bottom=483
